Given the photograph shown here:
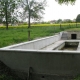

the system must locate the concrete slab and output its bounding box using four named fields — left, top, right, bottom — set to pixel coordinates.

left=41, top=40, right=65, bottom=50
